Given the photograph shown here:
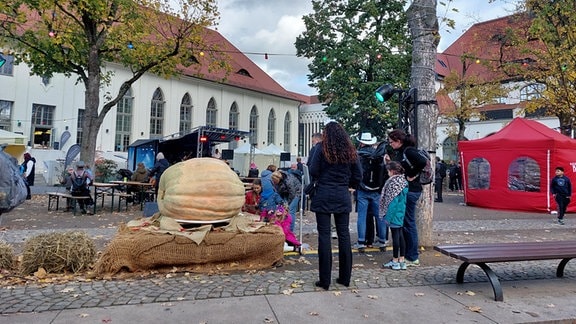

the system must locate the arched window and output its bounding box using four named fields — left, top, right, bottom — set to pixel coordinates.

left=115, top=87, right=133, bottom=151
left=206, top=98, right=217, bottom=127
left=249, top=105, right=258, bottom=145
left=180, top=93, right=192, bottom=134
left=267, top=109, right=276, bottom=145
left=508, top=157, right=540, bottom=192
left=229, top=102, right=239, bottom=149
left=283, top=112, right=291, bottom=152
left=150, top=88, right=164, bottom=138
left=467, top=157, right=490, bottom=190
left=442, top=136, right=459, bottom=164
left=519, top=83, right=545, bottom=101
